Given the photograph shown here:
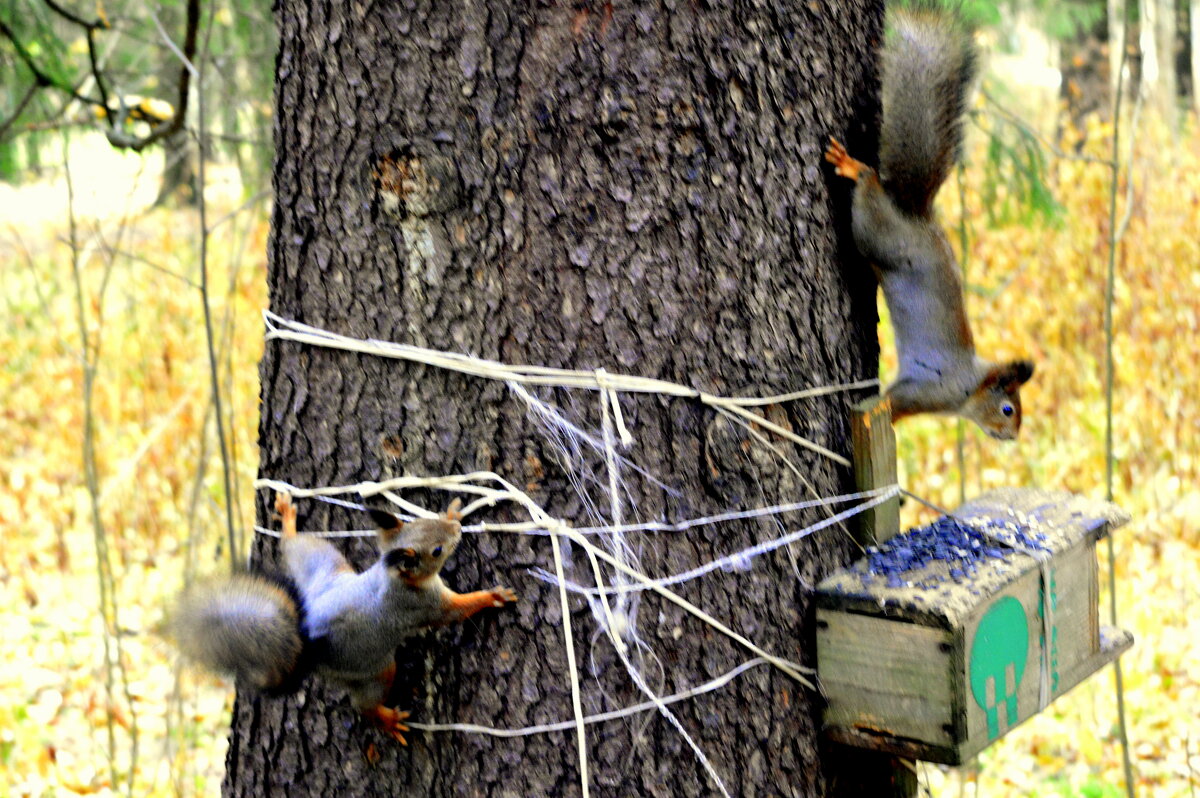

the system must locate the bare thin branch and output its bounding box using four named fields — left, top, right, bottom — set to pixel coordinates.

left=42, top=0, right=98, bottom=29
left=980, top=90, right=1114, bottom=168
left=42, top=0, right=117, bottom=114
left=0, top=82, right=39, bottom=141
left=0, top=17, right=104, bottom=107
left=120, top=0, right=200, bottom=152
